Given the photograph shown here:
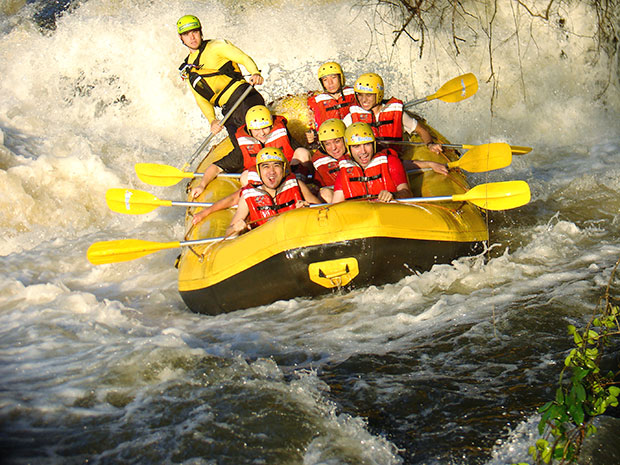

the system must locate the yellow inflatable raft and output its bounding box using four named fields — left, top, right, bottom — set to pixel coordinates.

left=178, top=96, right=488, bottom=315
